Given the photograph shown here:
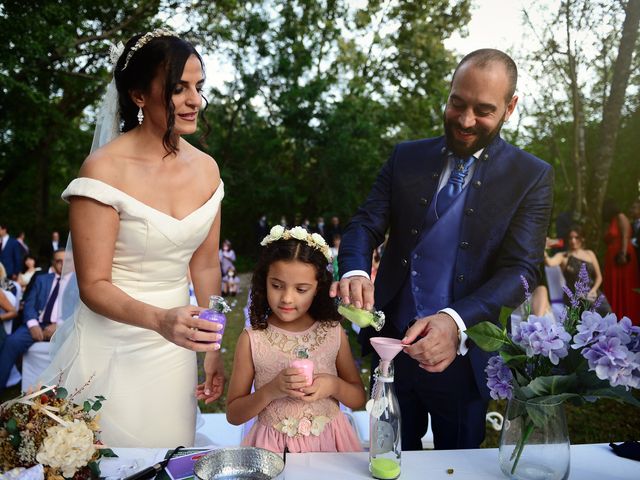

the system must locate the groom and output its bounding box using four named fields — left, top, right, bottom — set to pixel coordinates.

left=332, top=49, right=553, bottom=449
